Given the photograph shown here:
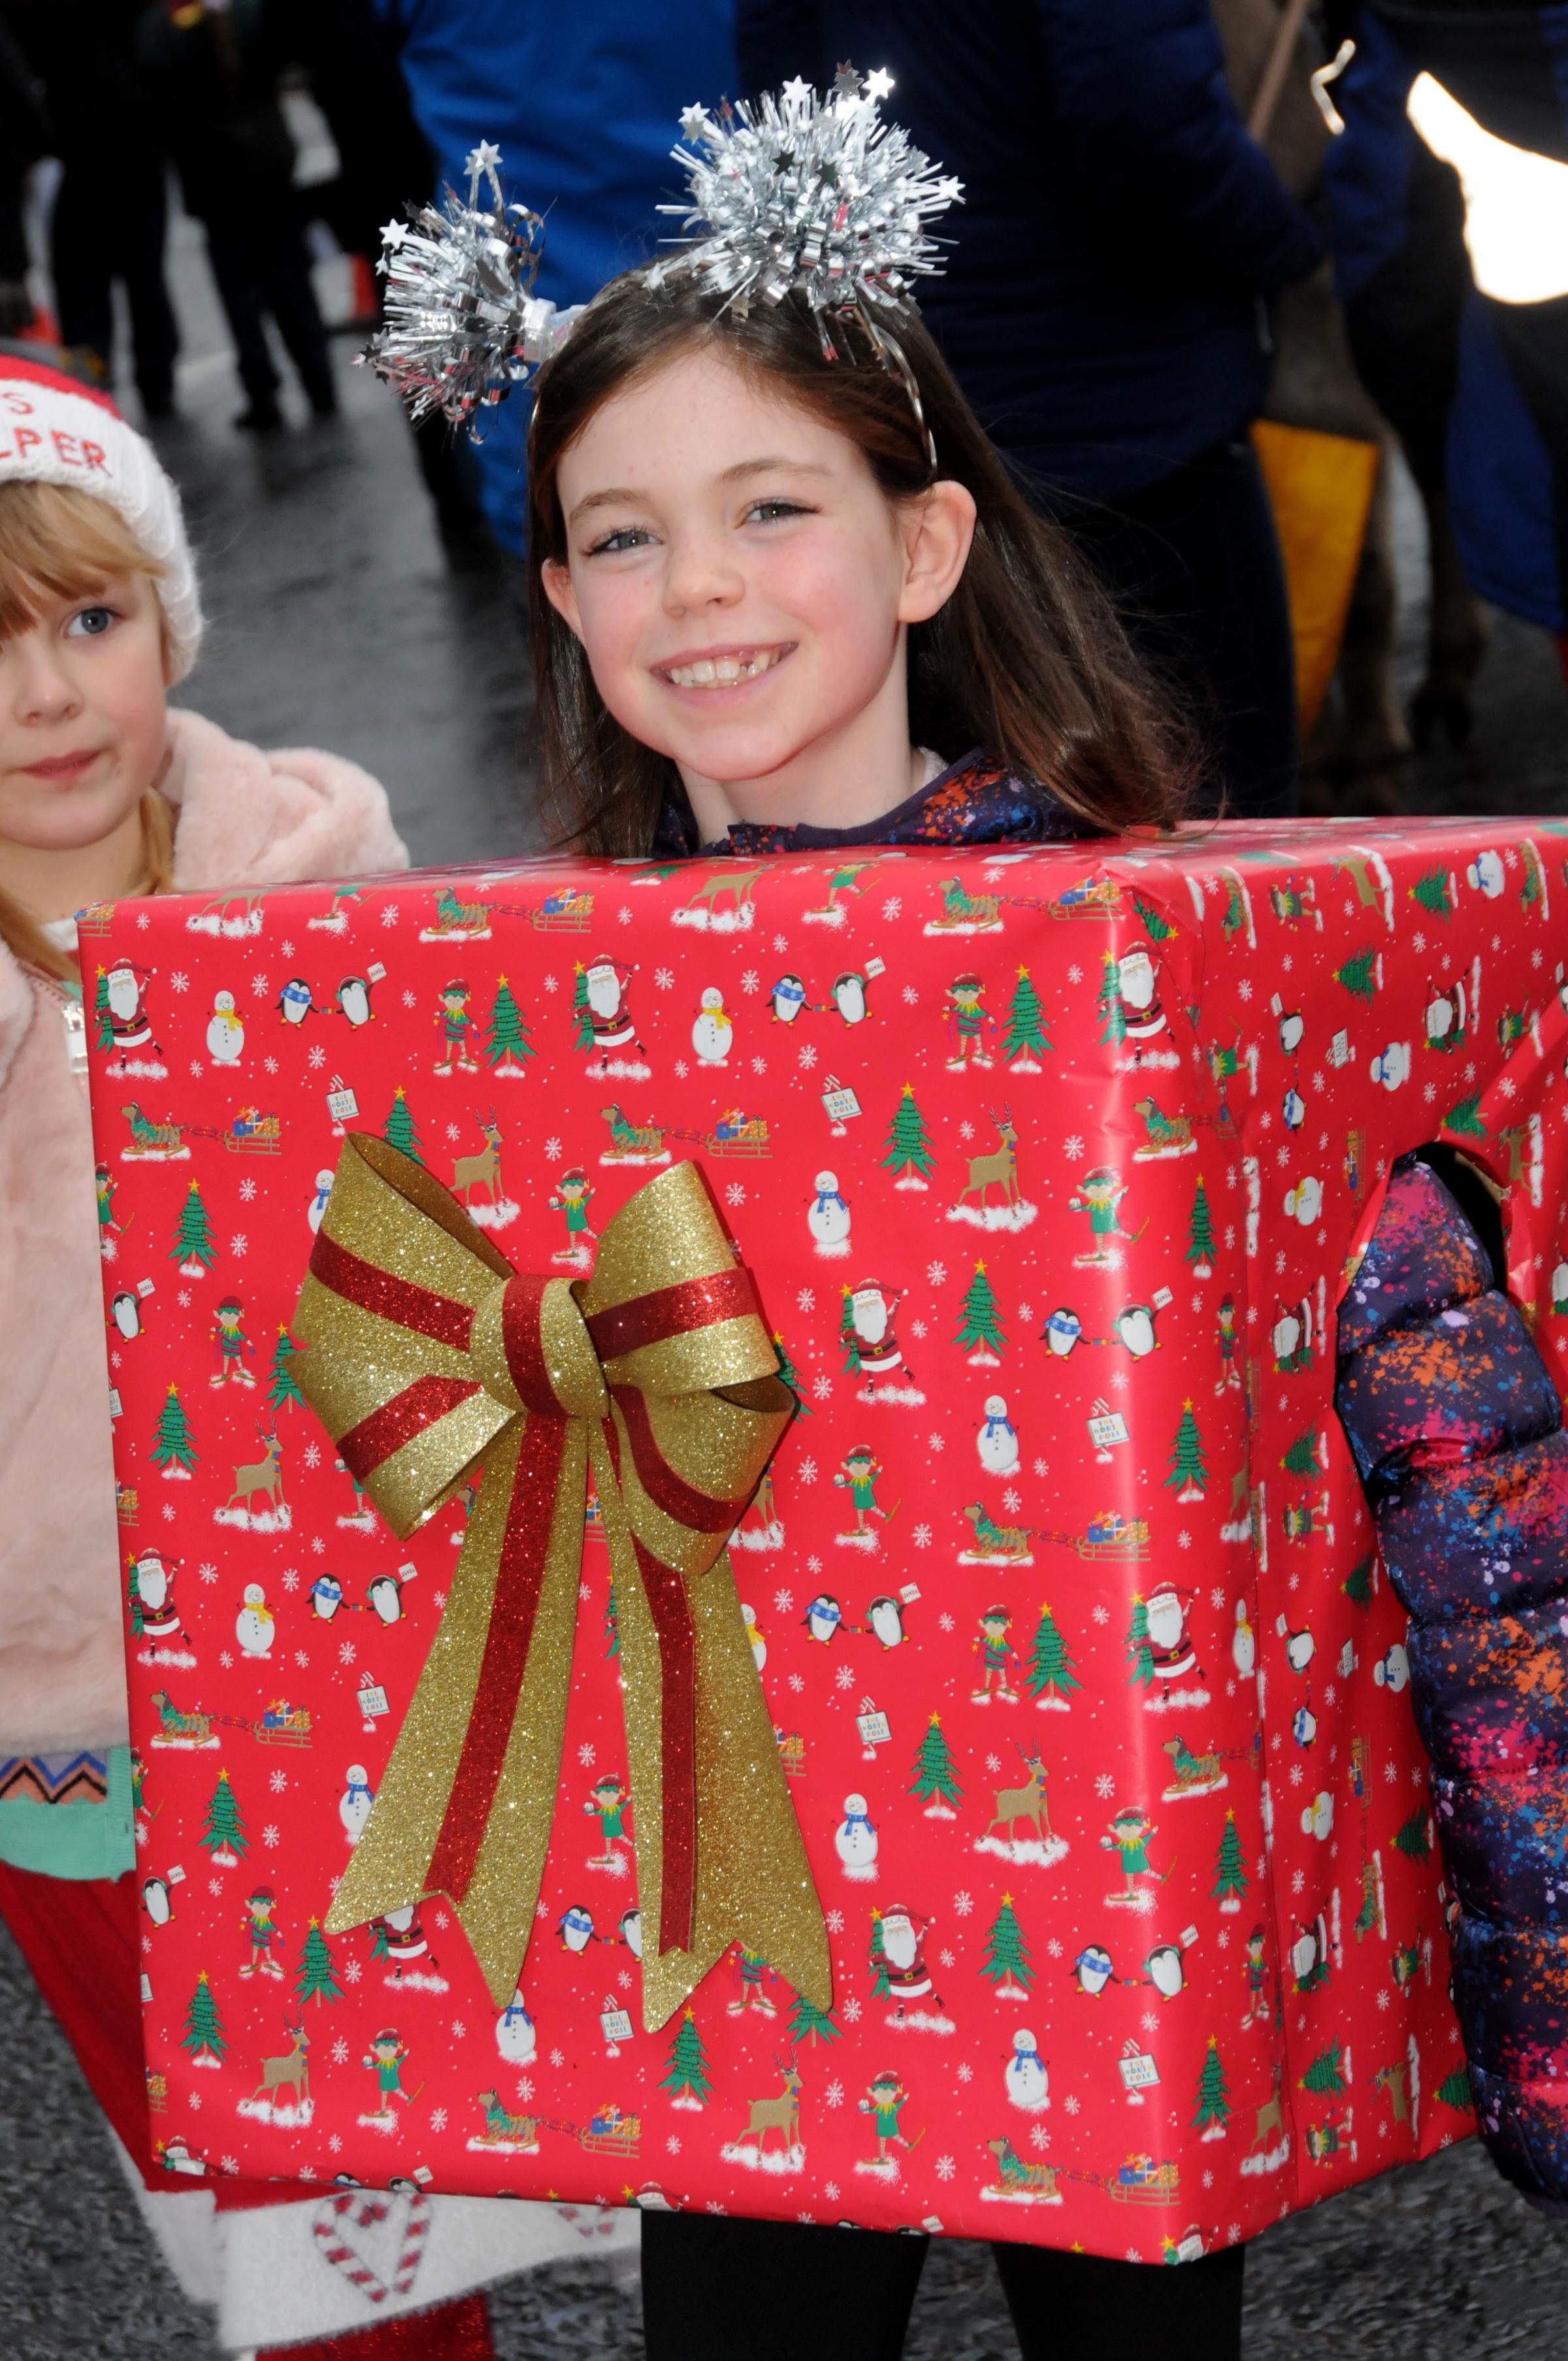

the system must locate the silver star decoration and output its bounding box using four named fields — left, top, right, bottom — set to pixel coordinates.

left=465, top=140, right=503, bottom=178
left=379, top=220, right=408, bottom=251
left=679, top=103, right=714, bottom=144
left=864, top=67, right=896, bottom=101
